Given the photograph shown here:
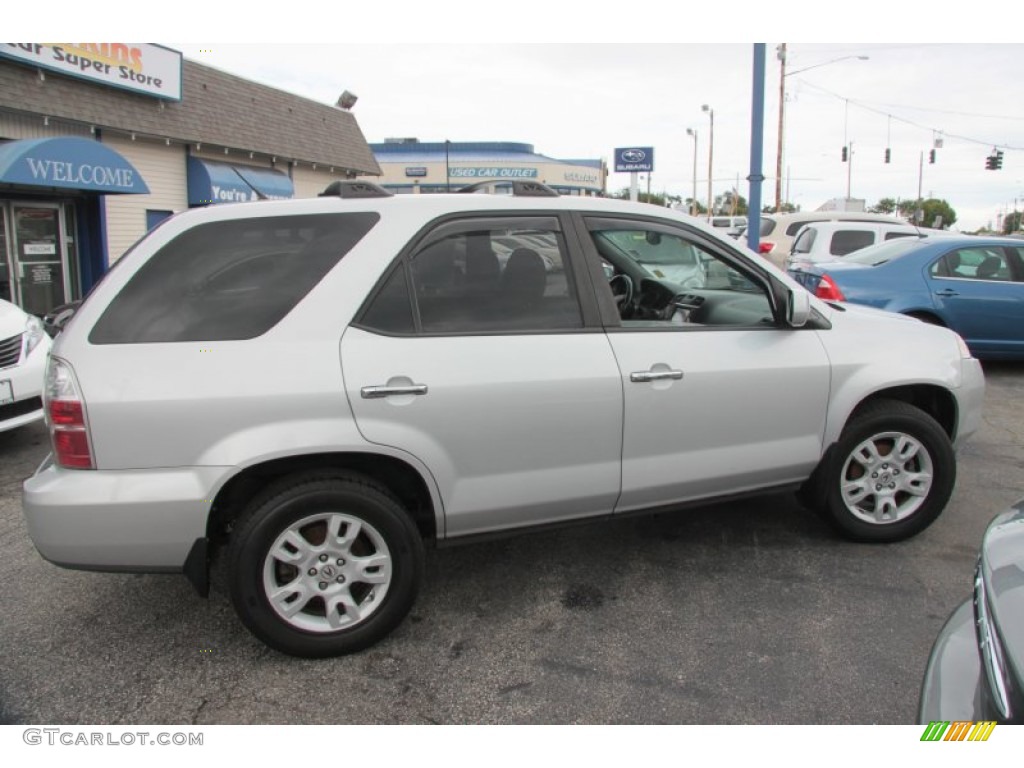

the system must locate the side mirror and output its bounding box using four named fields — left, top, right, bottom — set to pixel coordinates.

left=786, top=288, right=811, bottom=328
